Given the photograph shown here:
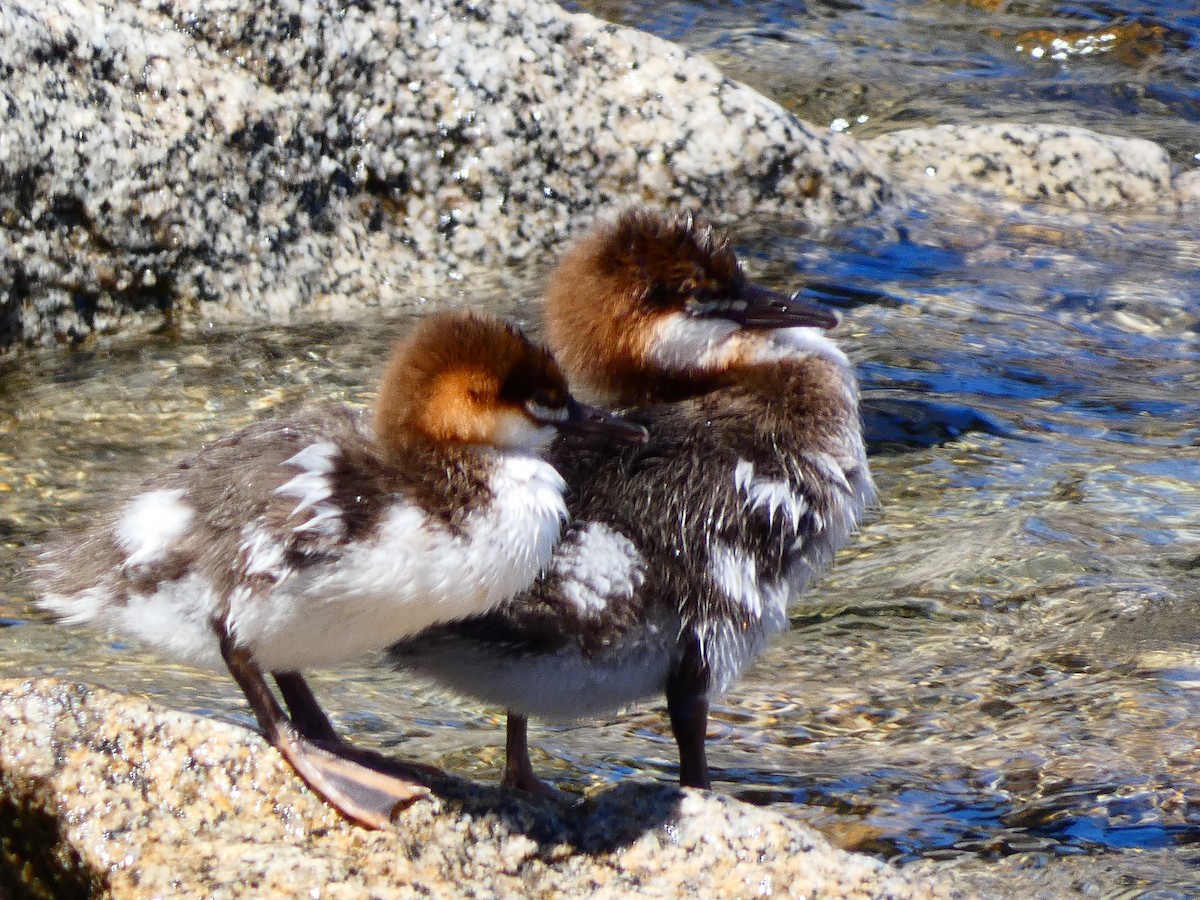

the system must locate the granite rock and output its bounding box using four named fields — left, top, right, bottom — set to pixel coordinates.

left=4, top=0, right=1190, bottom=354
left=1175, top=168, right=1200, bottom=205
left=0, top=0, right=891, bottom=349
left=866, top=123, right=1178, bottom=210
left=0, top=678, right=963, bottom=898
